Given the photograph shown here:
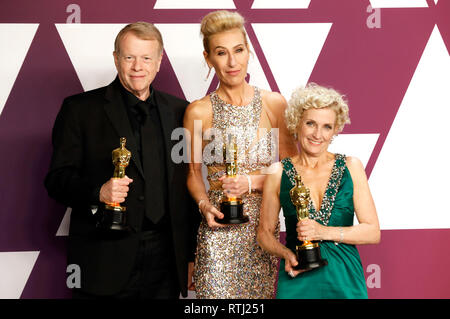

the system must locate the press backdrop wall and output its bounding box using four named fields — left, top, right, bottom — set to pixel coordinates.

left=1, top=0, right=449, bottom=299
